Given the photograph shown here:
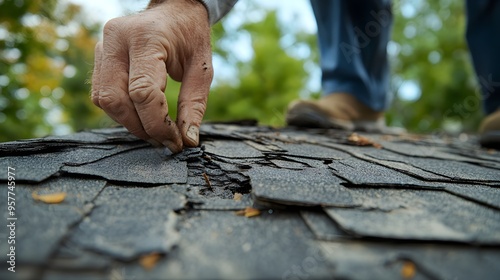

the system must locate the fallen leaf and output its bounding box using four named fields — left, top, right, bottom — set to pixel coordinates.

left=235, top=207, right=261, bottom=218
left=233, top=193, right=243, bottom=201
left=139, top=252, right=161, bottom=270
left=347, top=133, right=382, bottom=149
left=401, top=261, right=416, bottom=279
left=32, top=192, right=66, bottom=204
